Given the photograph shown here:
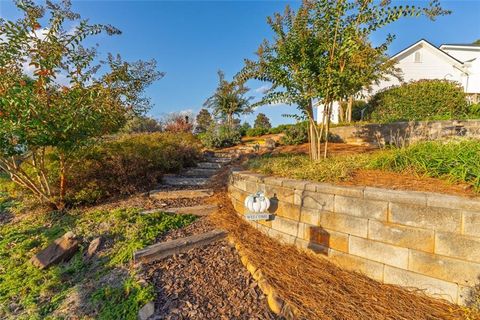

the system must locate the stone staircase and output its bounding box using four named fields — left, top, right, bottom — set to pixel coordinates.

left=160, top=151, right=236, bottom=187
